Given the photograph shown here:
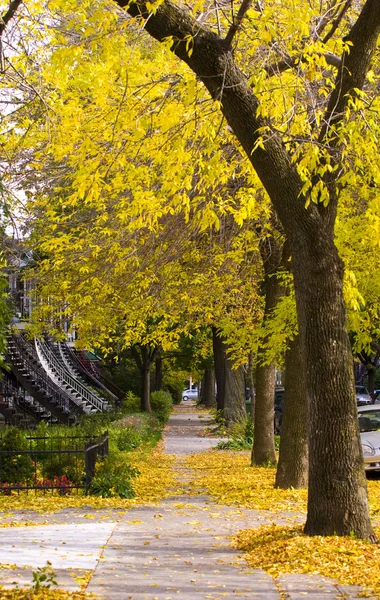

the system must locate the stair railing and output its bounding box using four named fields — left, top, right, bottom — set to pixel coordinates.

left=35, top=339, right=106, bottom=412
left=7, top=335, right=70, bottom=414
